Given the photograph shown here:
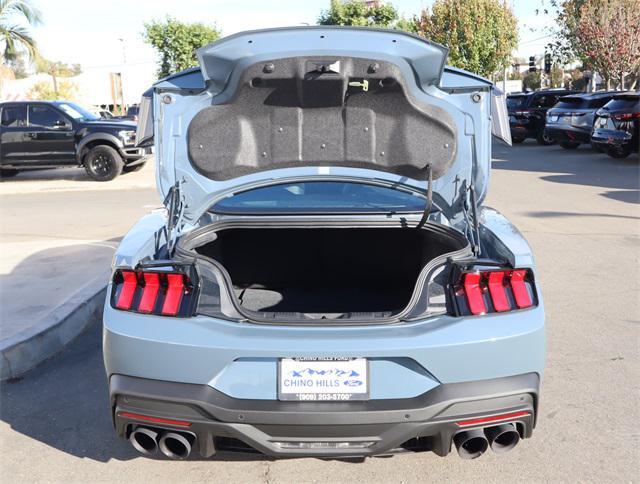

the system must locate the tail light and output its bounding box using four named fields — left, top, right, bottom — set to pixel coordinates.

left=612, top=112, right=640, bottom=121
left=111, top=267, right=197, bottom=317
left=451, top=266, right=536, bottom=316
